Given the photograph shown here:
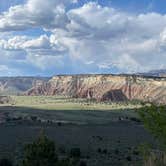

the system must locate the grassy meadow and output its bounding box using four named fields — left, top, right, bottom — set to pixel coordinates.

left=5, top=95, right=143, bottom=111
